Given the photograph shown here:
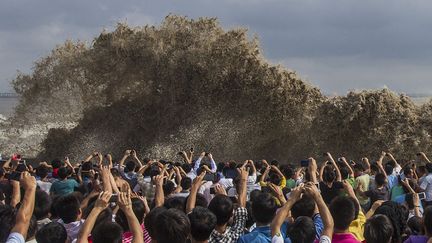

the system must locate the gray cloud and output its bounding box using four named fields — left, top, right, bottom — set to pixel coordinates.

left=0, top=0, right=432, bottom=95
